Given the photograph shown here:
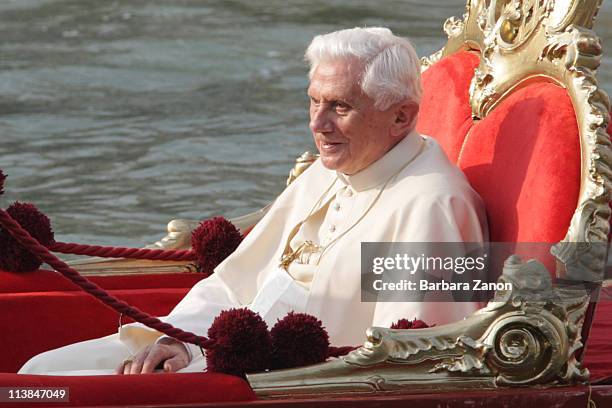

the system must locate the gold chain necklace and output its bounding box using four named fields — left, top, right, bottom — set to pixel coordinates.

left=279, top=178, right=339, bottom=270
left=279, top=140, right=426, bottom=271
